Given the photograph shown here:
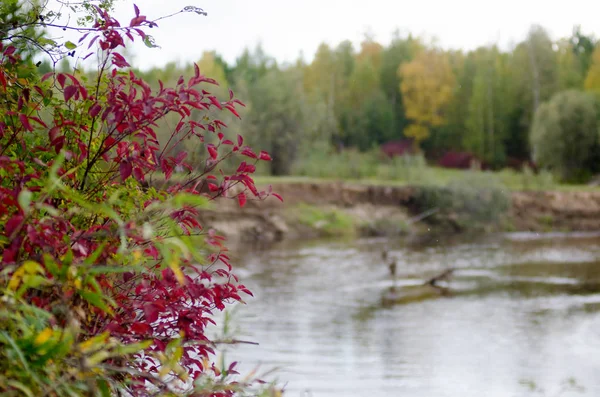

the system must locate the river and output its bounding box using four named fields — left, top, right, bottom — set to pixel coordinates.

left=218, top=232, right=600, bottom=397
